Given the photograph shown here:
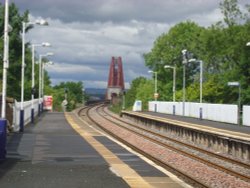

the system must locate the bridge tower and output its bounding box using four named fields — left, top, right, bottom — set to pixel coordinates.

left=106, top=57, right=125, bottom=100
